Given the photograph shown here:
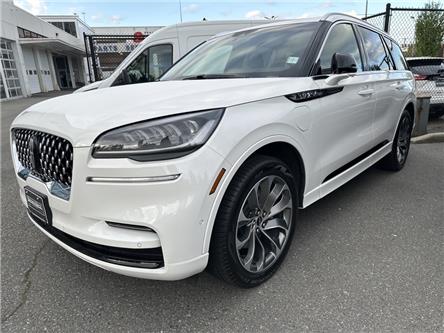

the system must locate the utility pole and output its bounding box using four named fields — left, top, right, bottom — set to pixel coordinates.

left=179, top=0, right=183, bottom=23
left=365, top=0, right=368, bottom=17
